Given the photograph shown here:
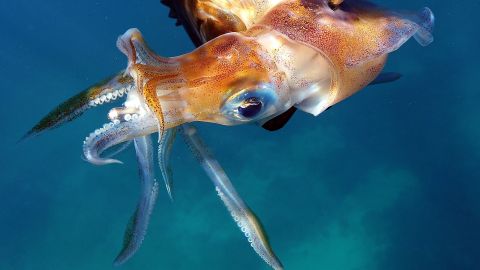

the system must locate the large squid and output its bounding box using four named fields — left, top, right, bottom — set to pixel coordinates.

left=26, top=0, right=434, bottom=269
